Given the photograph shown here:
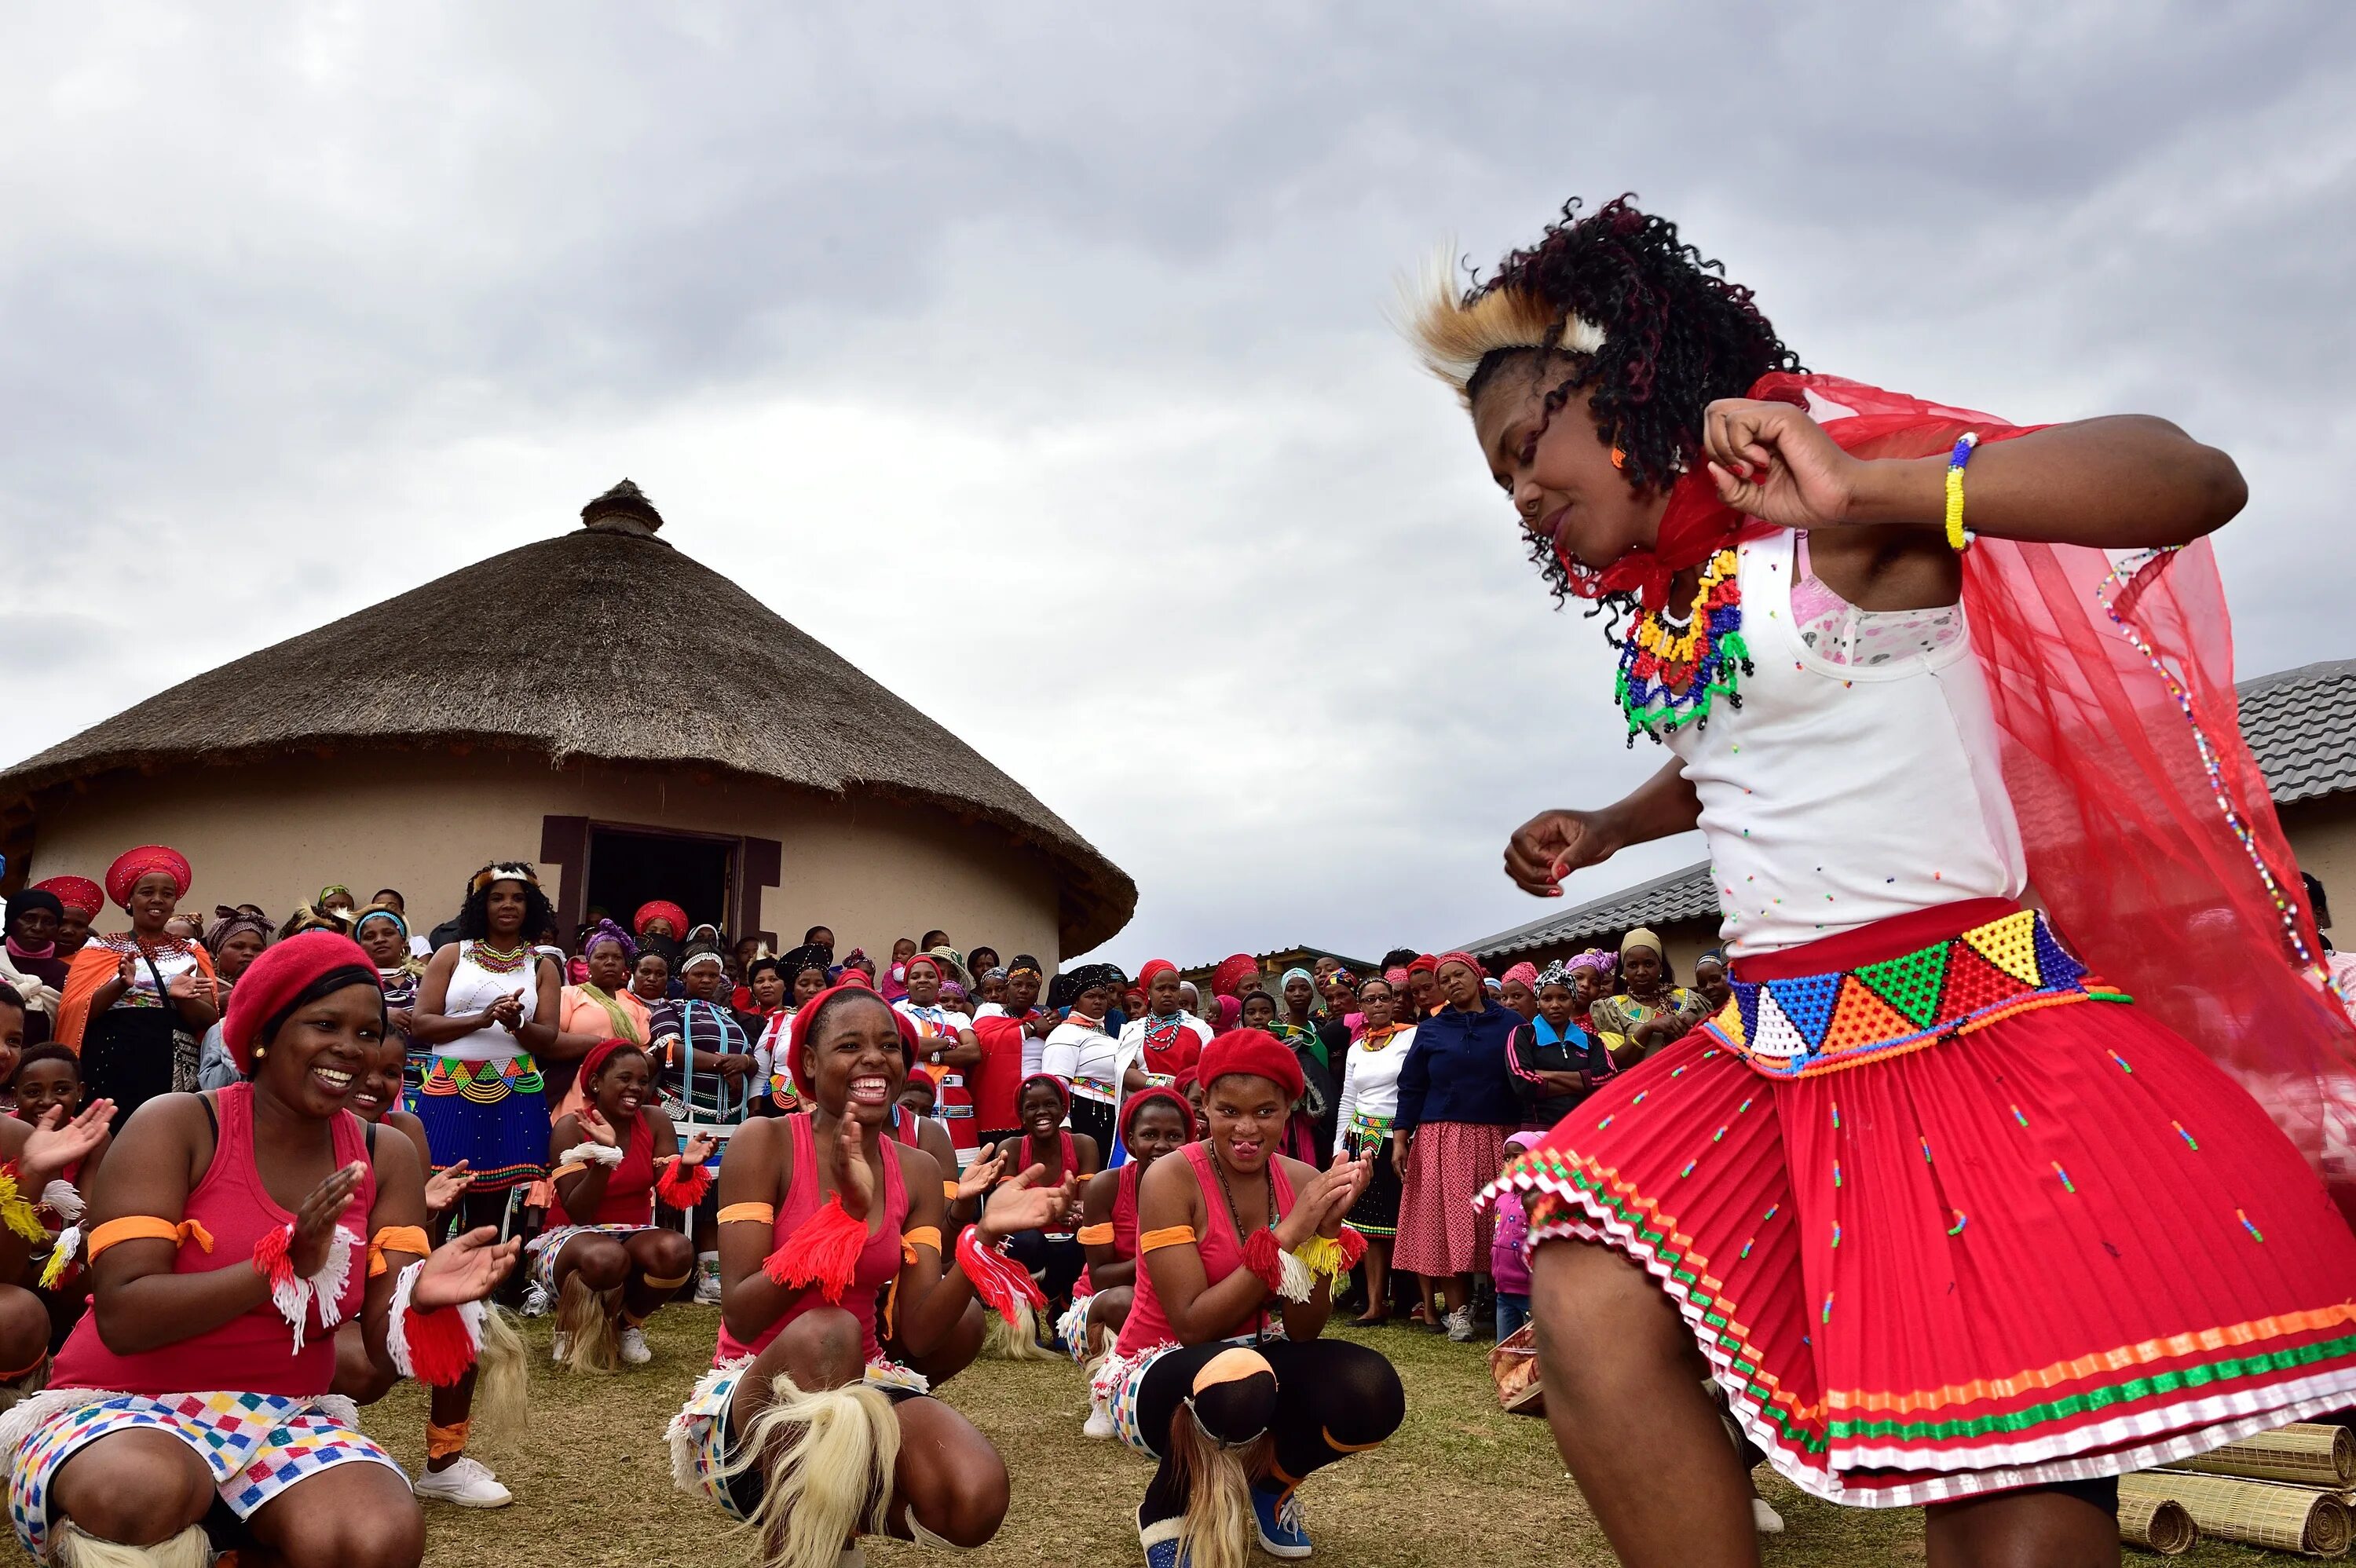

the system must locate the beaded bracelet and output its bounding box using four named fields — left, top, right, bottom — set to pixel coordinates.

left=1944, top=432, right=1980, bottom=551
